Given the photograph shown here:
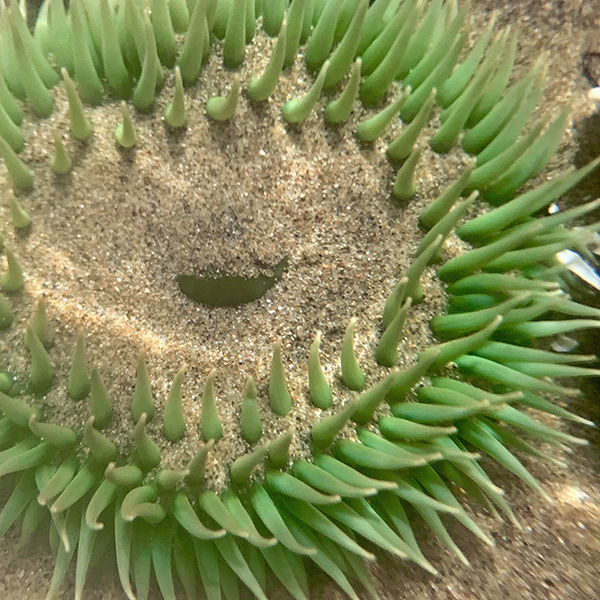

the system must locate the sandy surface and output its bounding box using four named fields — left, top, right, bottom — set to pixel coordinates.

left=0, top=34, right=456, bottom=486
left=1, top=0, right=600, bottom=599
